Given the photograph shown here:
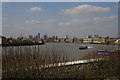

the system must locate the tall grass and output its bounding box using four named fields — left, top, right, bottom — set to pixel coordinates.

left=2, top=45, right=120, bottom=78
left=2, top=45, right=69, bottom=78
left=82, top=48, right=120, bottom=78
